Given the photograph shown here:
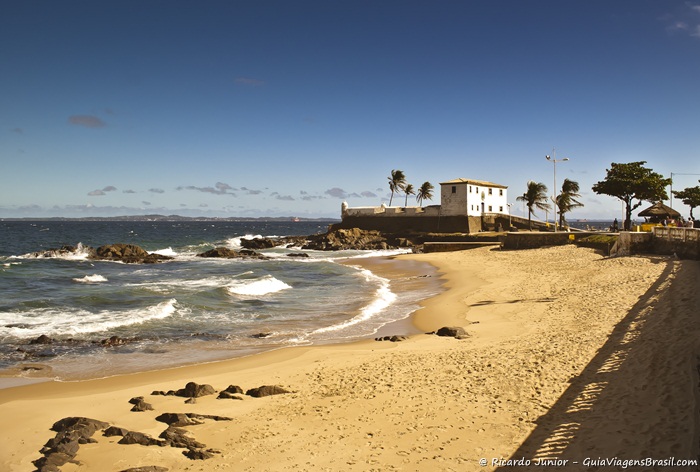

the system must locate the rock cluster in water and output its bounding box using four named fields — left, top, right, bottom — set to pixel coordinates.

left=27, top=244, right=172, bottom=264
left=24, top=229, right=423, bottom=265
left=243, top=228, right=418, bottom=251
